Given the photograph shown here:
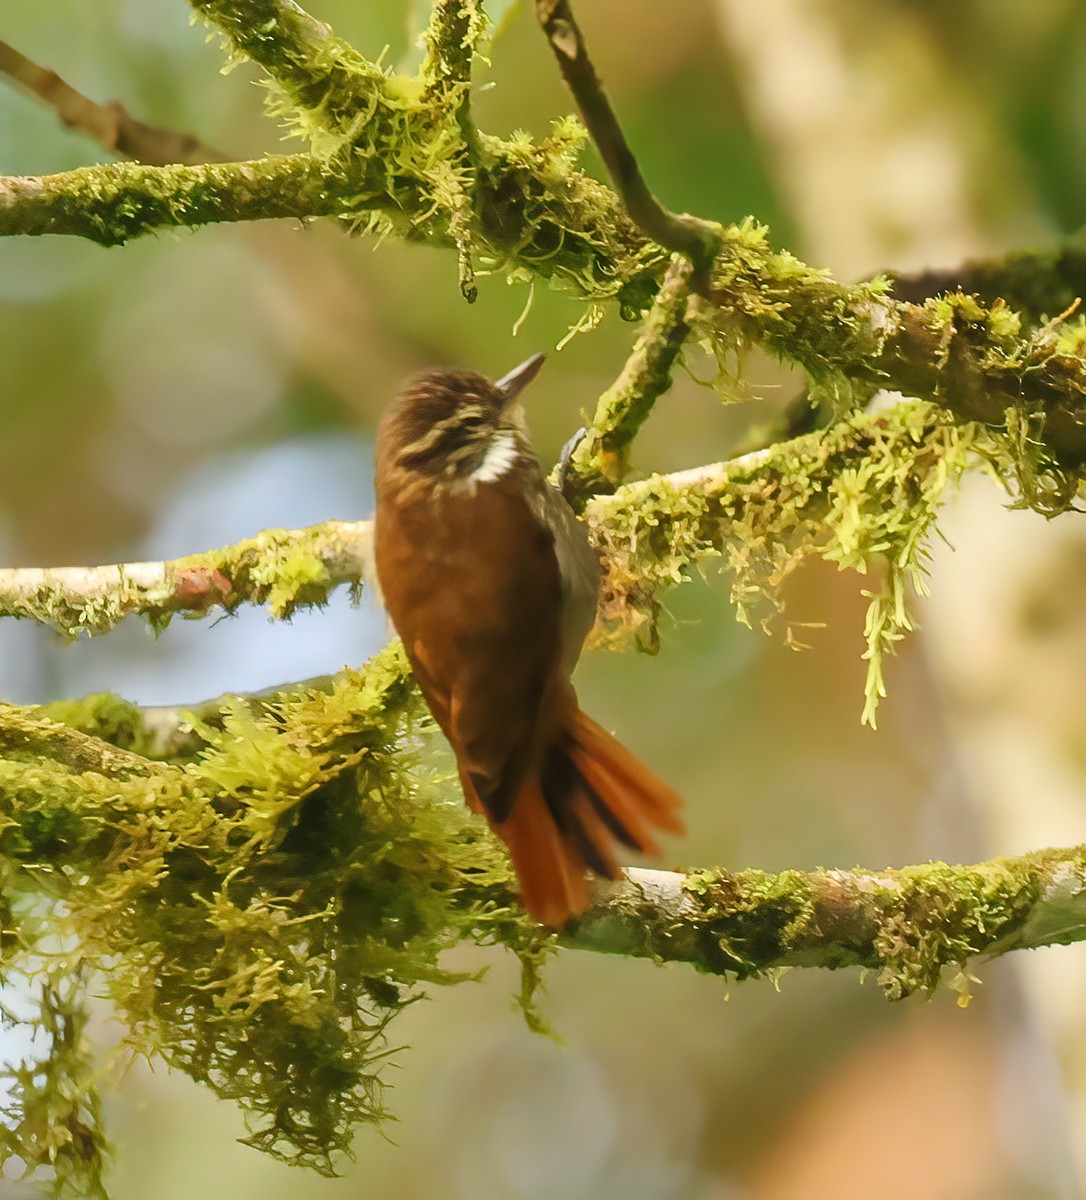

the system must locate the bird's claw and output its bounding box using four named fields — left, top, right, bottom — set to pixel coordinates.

left=555, top=427, right=588, bottom=503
